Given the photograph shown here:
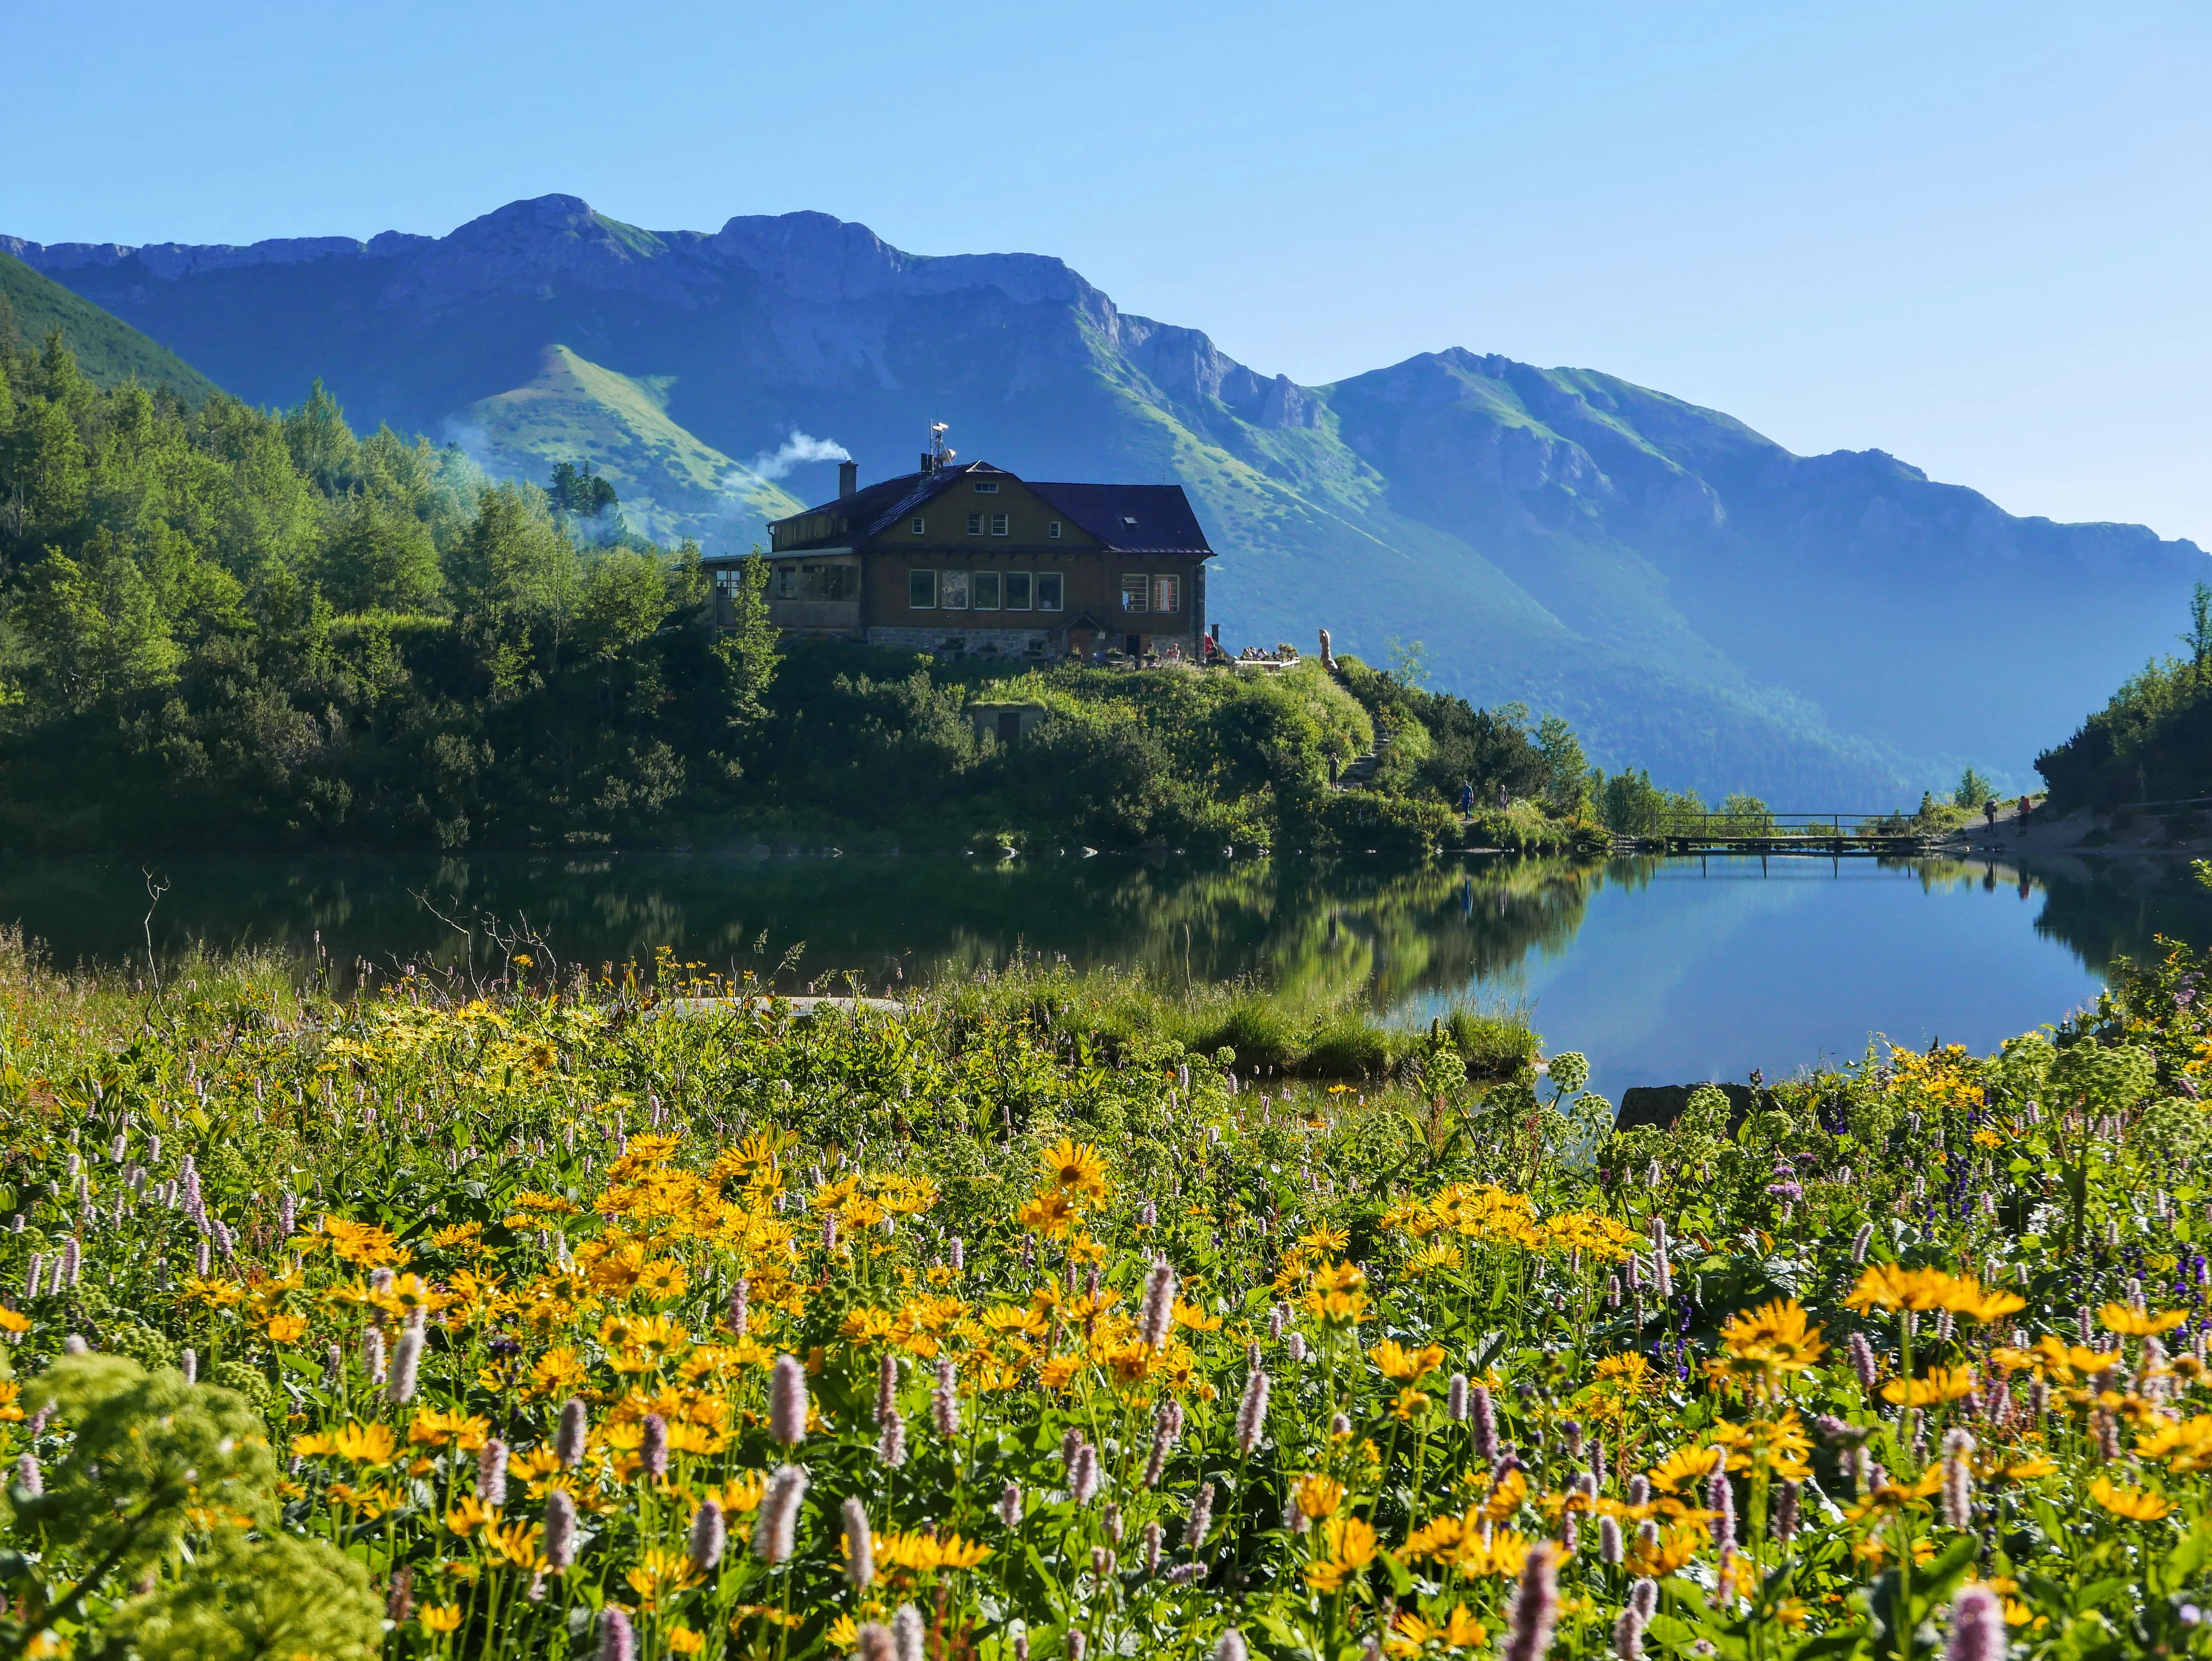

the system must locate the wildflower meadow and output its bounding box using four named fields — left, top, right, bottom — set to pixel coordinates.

left=2, top=931, right=2212, bottom=1660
